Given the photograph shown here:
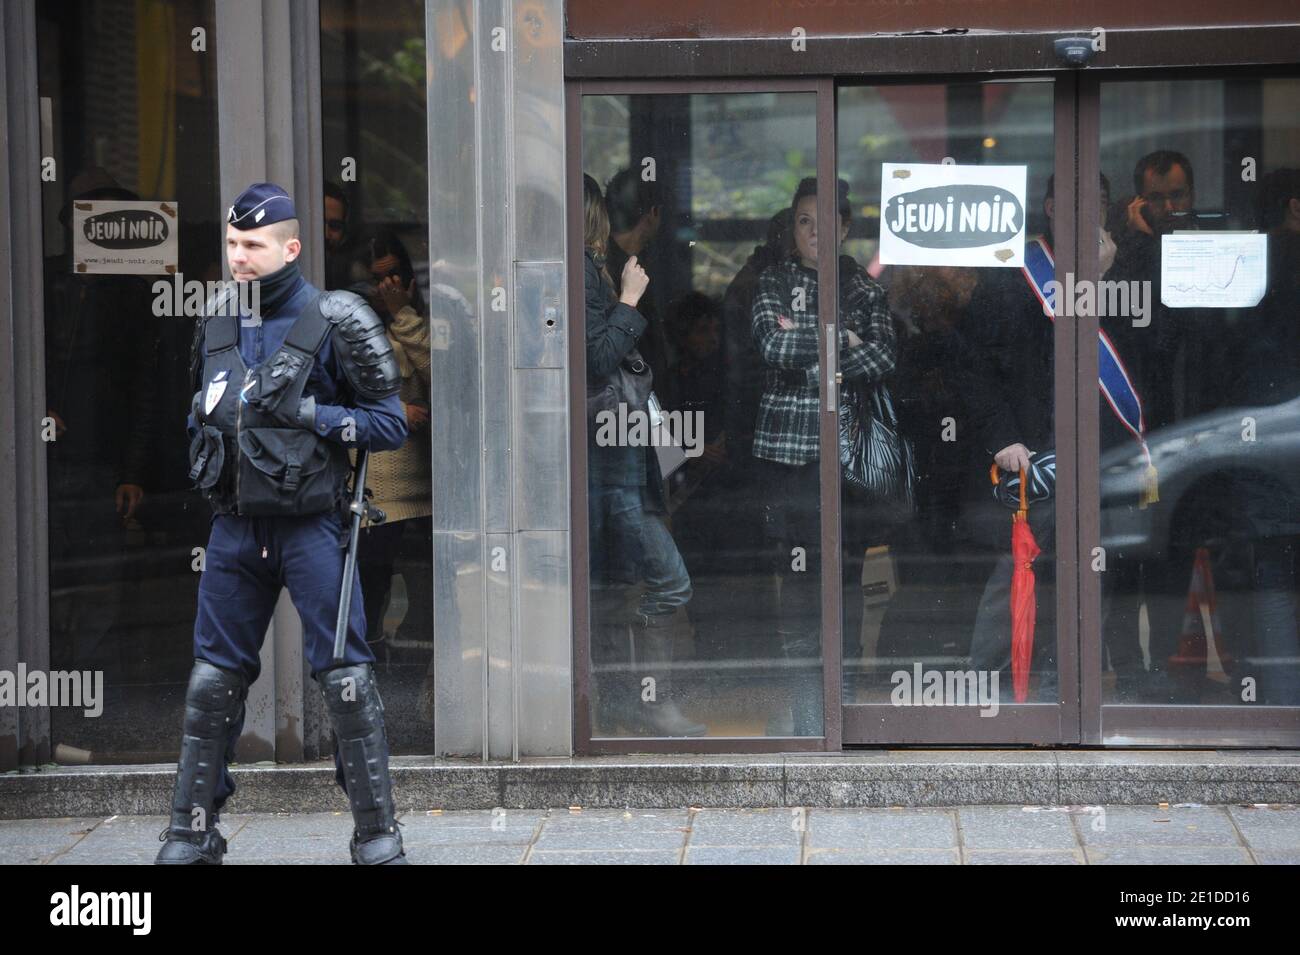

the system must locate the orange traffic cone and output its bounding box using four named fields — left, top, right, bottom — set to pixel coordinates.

left=1167, top=547, right=1234, bottom=698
